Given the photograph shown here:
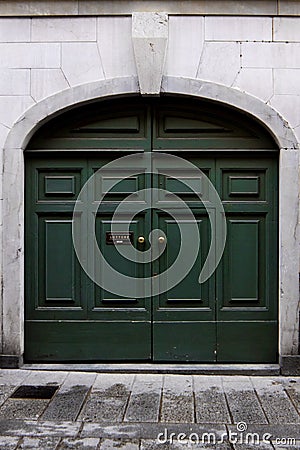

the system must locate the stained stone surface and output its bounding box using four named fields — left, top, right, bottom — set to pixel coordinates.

left=0, top=371, right=297, bottom=448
